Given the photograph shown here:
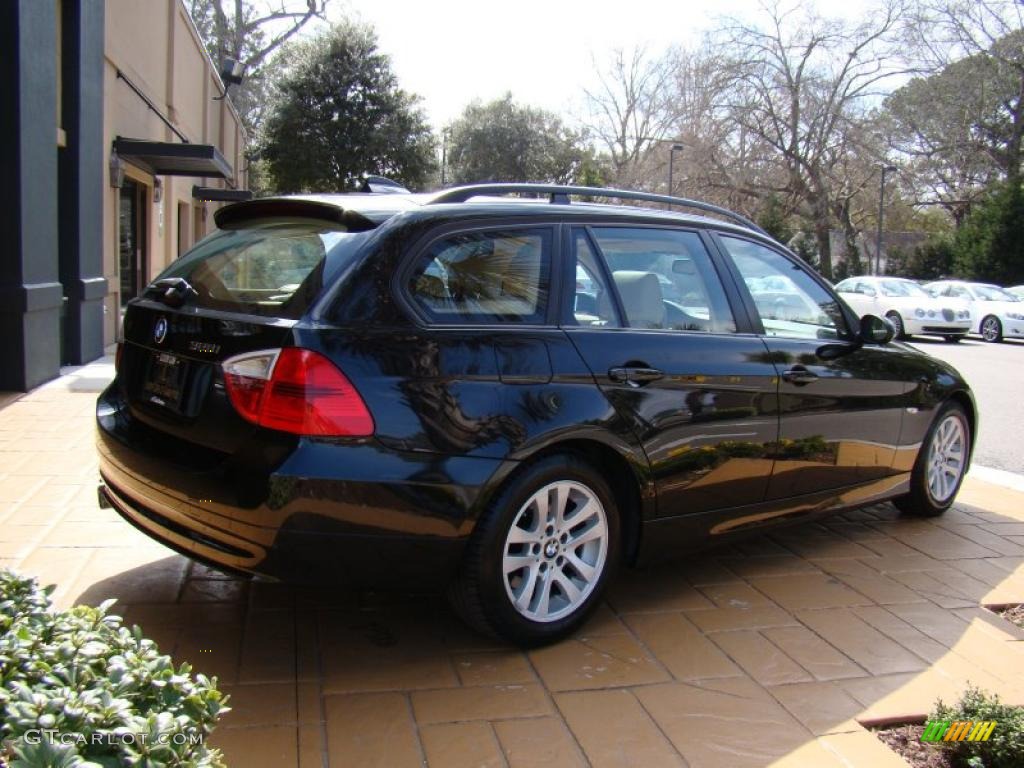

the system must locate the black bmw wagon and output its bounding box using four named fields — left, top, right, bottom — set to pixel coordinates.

left=97, top=183, right=976, bottom=644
